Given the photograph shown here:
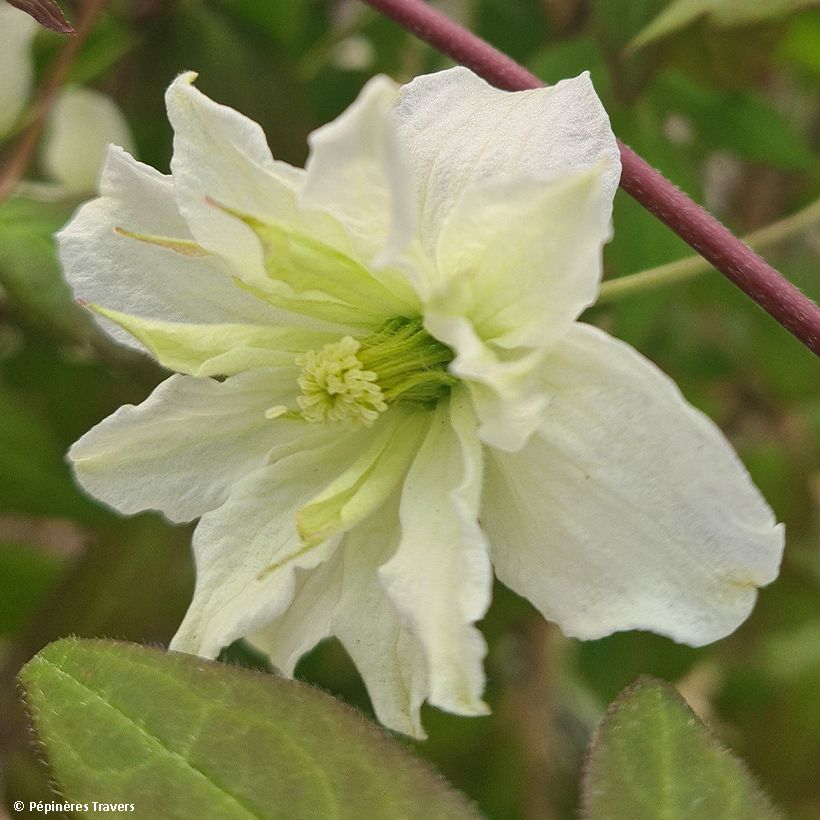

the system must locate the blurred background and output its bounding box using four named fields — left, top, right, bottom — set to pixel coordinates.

left=0, top=0, right=818, bottom=817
